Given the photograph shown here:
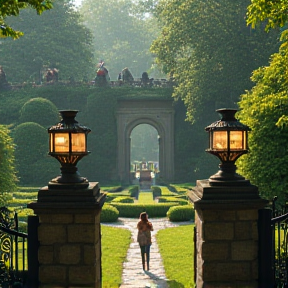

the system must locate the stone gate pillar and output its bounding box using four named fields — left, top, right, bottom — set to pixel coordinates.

left=188, top=180, right=267, bottom=288
left=28, top=182, right=106, bottom=288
